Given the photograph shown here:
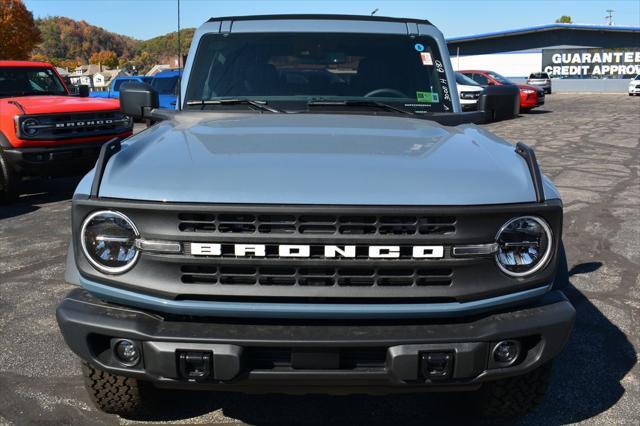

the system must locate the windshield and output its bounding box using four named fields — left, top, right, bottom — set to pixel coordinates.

left=0, top=67, right=67, bottom=97
left=487, top=71, right=514, bottom=85
left=185, top=33, right=454, bottom=113
left=152, top=76, right=179, bottom=94
left=455, top=72, right=480, bottom=86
